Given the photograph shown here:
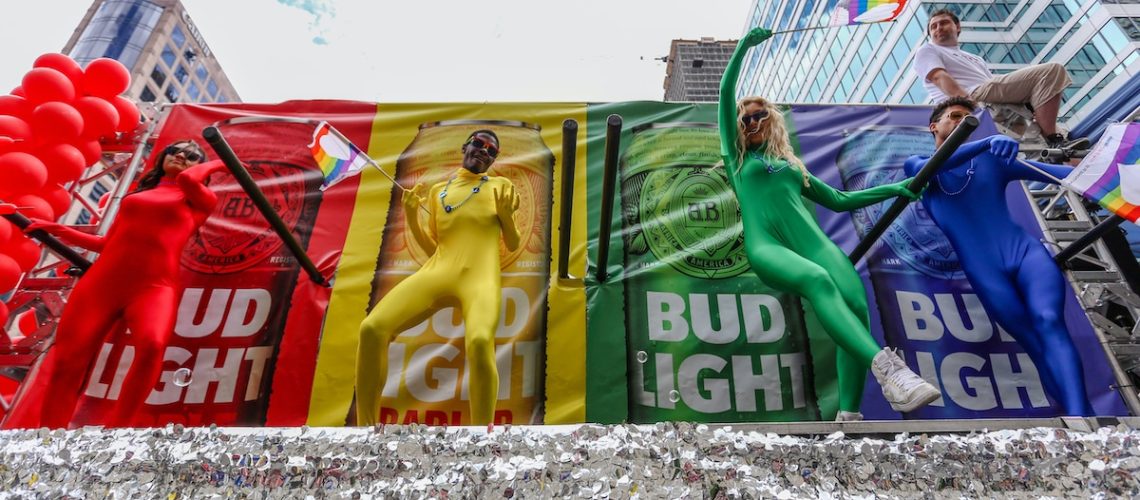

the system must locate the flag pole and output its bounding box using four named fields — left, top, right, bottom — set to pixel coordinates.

left=1015, top=158, right=1066, bottom=184
left=771, top=19, right=894, bottom=35
left=323, top=125, right=403, bottom=190
left=210, top=115, right=430, bottom=215
left=321, top=122, right=432, bottom=216
left=771, top=25, right=835, bottom=35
